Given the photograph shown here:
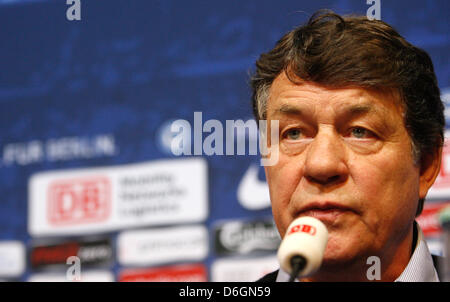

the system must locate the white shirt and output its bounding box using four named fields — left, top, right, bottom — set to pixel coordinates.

left=276, top=223, right=440, bottom=282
